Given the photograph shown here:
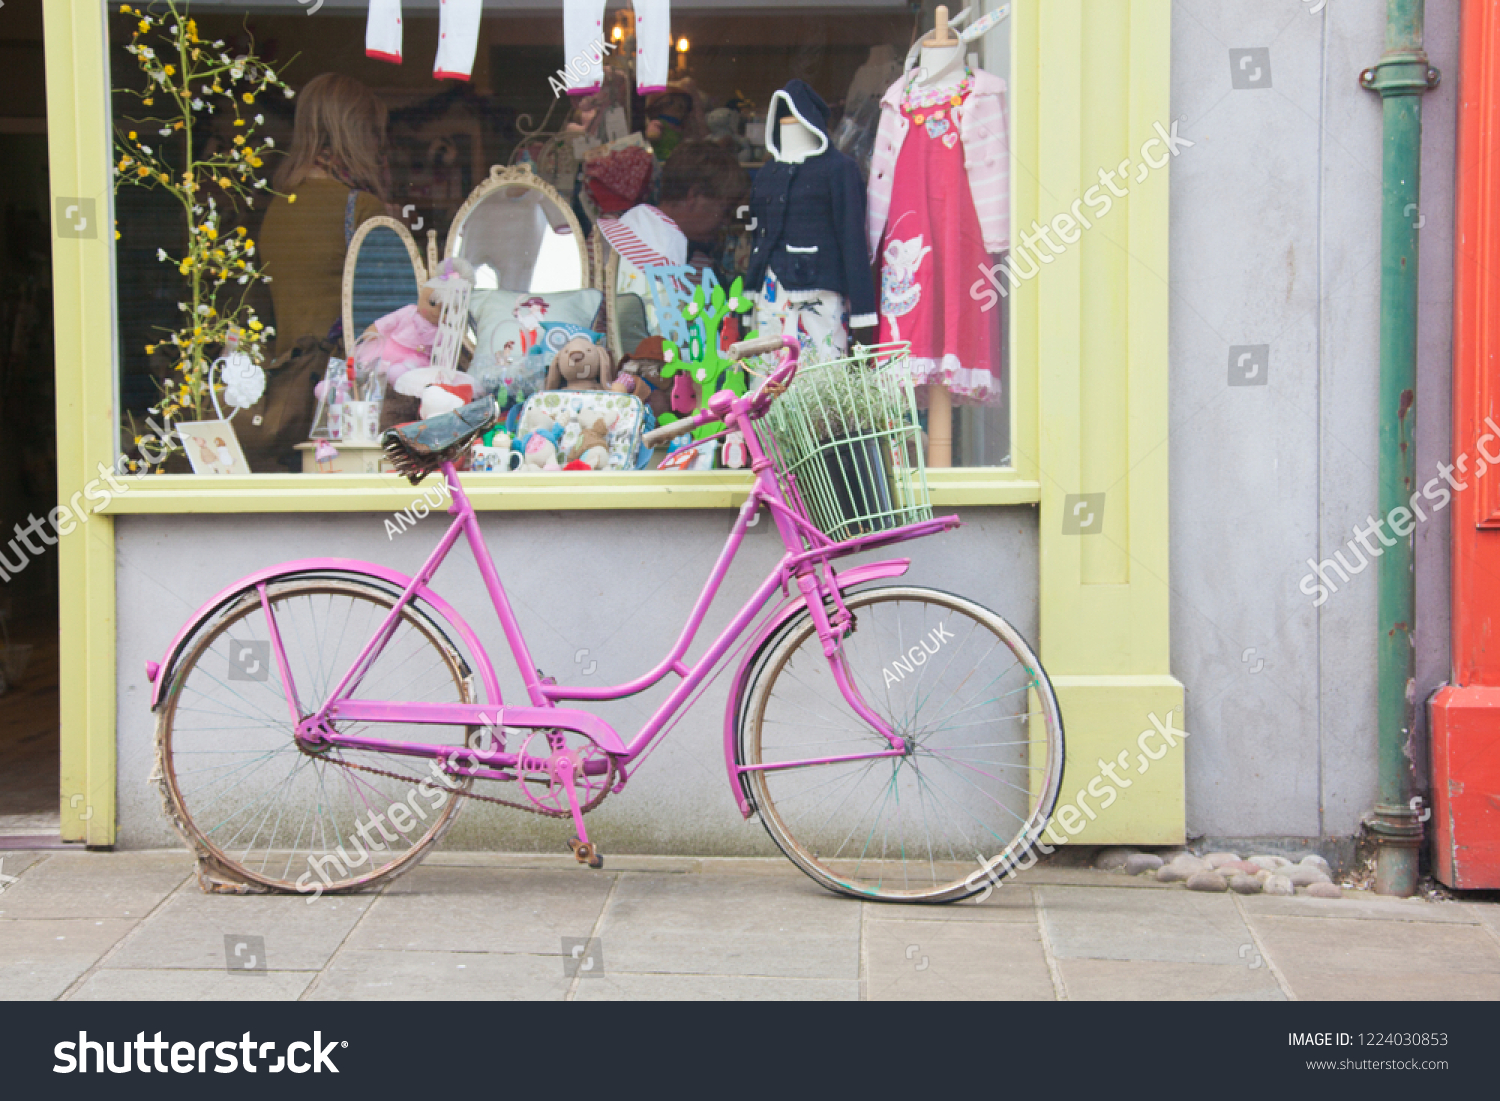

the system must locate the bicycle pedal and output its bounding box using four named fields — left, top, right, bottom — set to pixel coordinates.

left=568, top=837, right=604, bottom=869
